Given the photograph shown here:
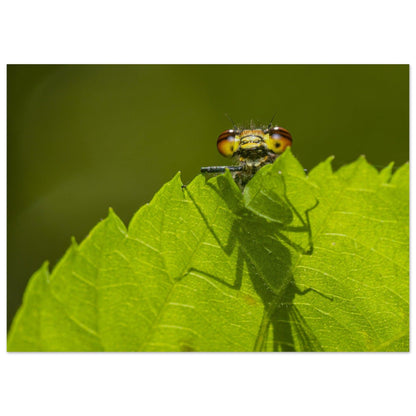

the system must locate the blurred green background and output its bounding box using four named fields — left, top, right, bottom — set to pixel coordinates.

left=7, top=65, right=409, bottom=328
